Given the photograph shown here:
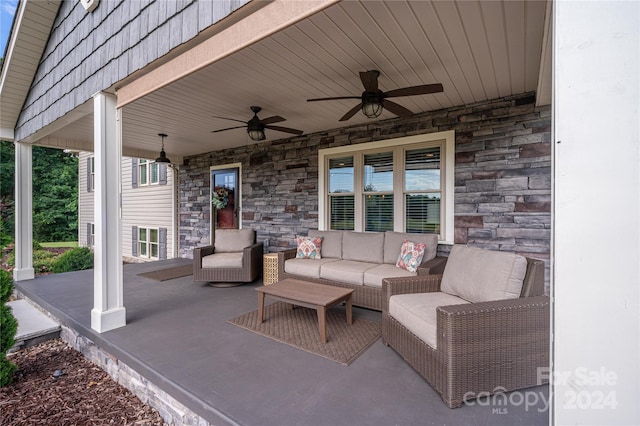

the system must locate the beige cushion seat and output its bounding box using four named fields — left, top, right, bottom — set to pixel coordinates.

left=284, top=257, right=340, bottom=278
left=202, top=252, right=244, bottom=269
left=363, top=264, right=416, bottom=288
left=389, top=292, right=469, bottom=348
left=320, top=260, right=378, bottom=286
